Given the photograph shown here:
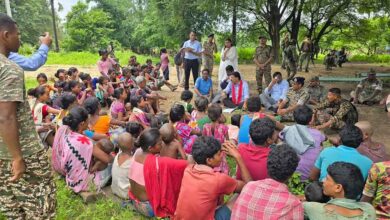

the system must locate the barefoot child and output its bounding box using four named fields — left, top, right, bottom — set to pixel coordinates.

left=111, top=133, right=133, bottom=200
left=160, top=123, right=187, bottom=160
